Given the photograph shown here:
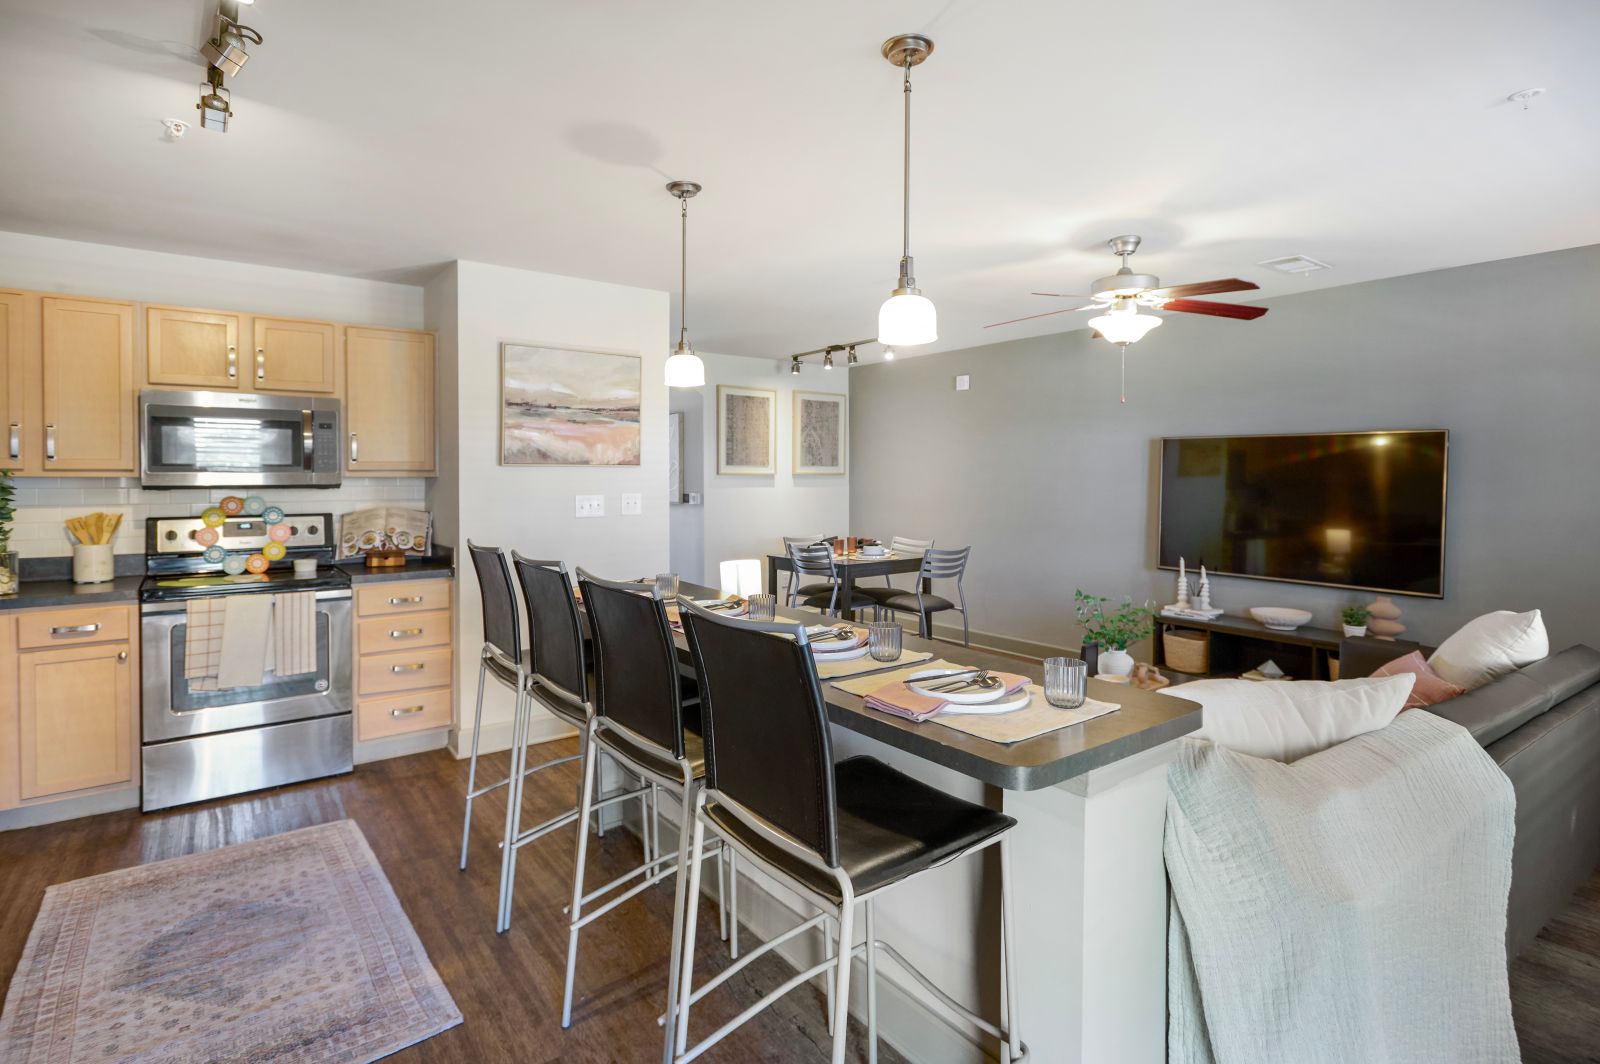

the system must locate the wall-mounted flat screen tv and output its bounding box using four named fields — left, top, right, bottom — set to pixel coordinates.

left=1158, top=430, right=1448, bottom=597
